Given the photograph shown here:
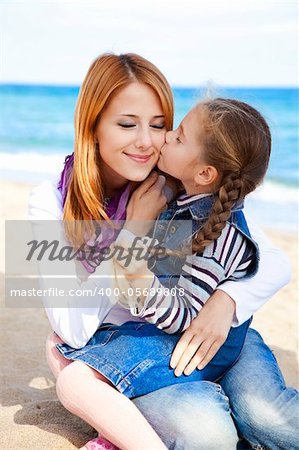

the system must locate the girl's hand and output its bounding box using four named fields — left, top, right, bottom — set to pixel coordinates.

left=170, top=290, right=235, bottom=377
left=125, top=171, right=168, bottom=236
left=161, top=173, right=182, bottom=204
